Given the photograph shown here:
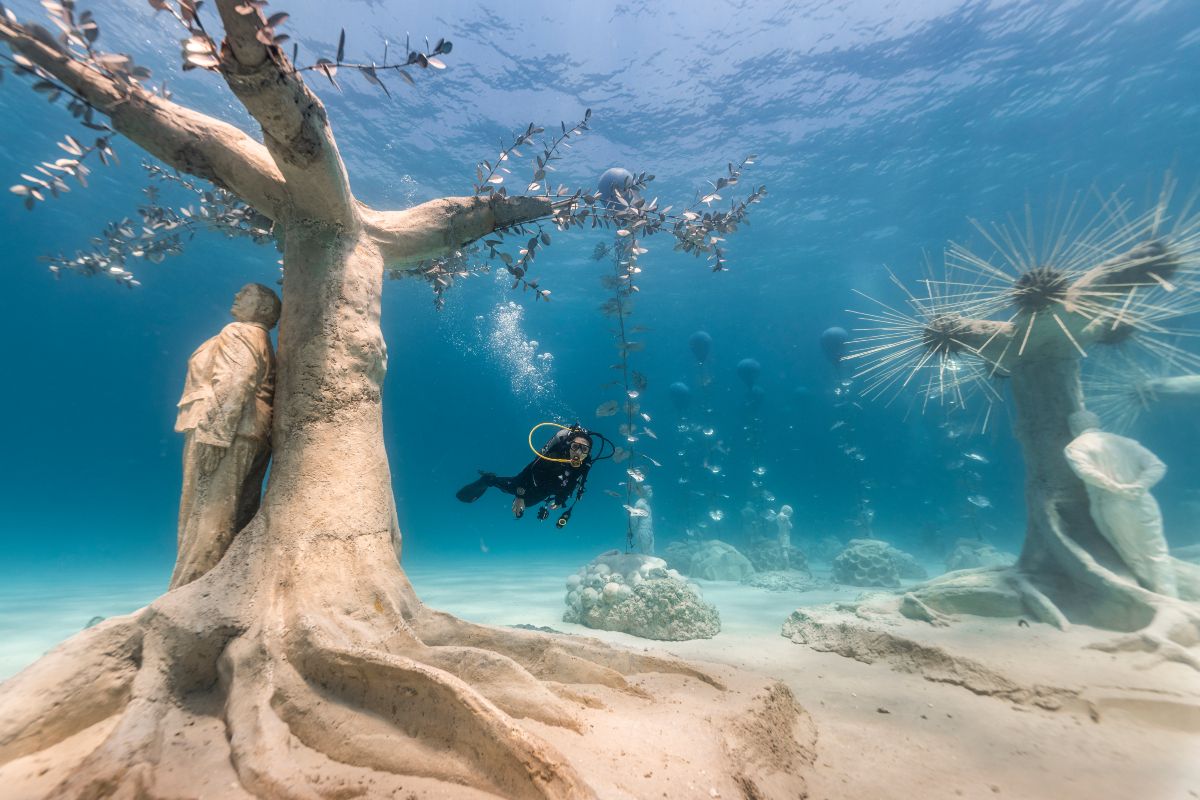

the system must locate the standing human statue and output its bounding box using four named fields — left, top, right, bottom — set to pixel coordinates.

left=740, top=500, right=759, bottom=543
left=632, top=485, right=655, bottom=555
left=1063, top=410, right=1177, bottom=597
left=171, top=284, right=280, bottom=589
left=775, top=504, right=795, bottom=569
